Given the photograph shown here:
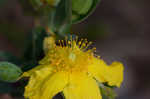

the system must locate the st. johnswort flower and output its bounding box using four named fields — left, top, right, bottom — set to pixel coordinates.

left=22, top=36, right=124, bottom=99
